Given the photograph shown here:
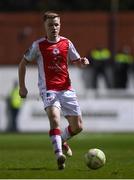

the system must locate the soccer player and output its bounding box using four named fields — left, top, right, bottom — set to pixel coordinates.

left=18, top=11, right=89, bottom=170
